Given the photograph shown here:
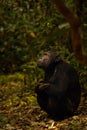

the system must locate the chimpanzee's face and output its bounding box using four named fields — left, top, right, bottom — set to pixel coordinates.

left=37, top=51, right=56, bottom=69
